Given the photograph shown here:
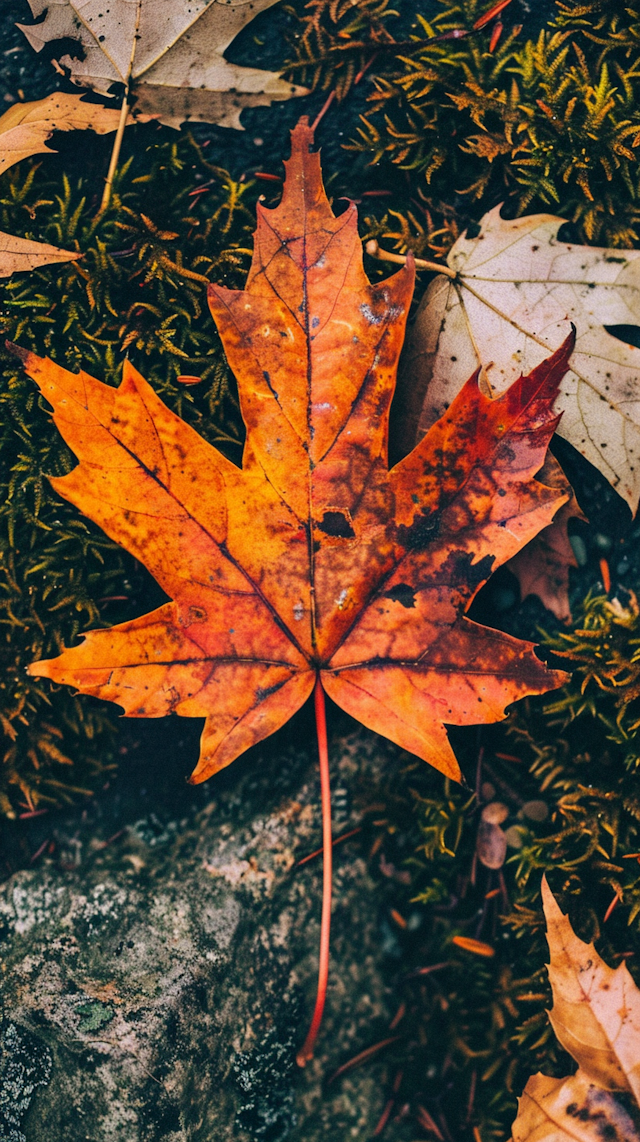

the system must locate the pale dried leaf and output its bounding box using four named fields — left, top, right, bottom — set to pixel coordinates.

left=512, top=1071, right=640, bottom=1142
left=401, top=206, right=640, bottom=512
left=506, top=455, right=584, bottom=623
left=542, top=876, right=640, bottom=1100
left=0, top=92, right=126, bottom=176
left=18, top=0, right=306, bottom=131
left=0, top=231, right=79, bottom=278
left=0, top=93, right=127, bottom=278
